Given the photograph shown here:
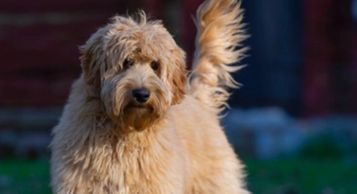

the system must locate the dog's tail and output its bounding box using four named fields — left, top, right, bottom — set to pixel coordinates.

left=189, top=0, right=248, bottom=113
